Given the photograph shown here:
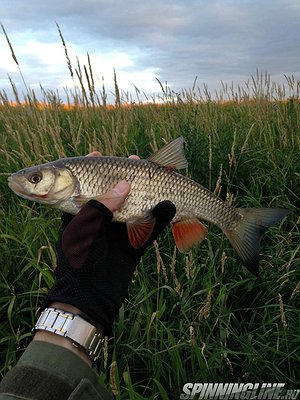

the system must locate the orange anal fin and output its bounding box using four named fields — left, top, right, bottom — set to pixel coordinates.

left=172, top=219, right=208, bottom=252
left=127, top=214, right=156, bottom=249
